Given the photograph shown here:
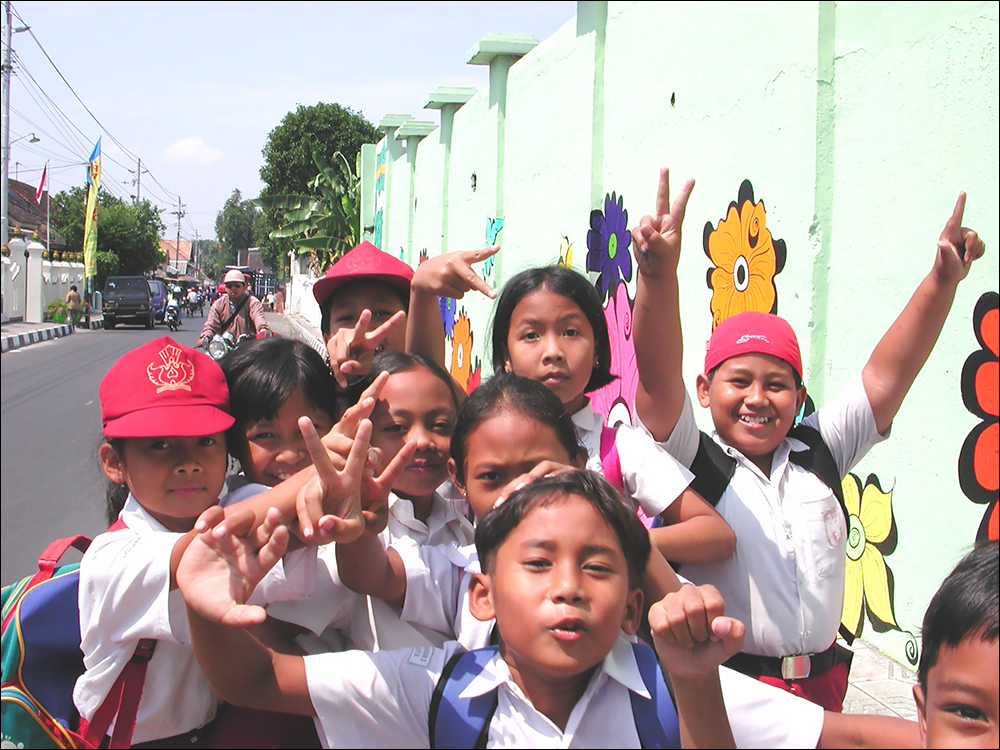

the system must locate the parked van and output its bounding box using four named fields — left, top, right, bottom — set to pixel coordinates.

left=147, top=279, right=167, bottom=323
left=103, top=276, right=154, bottom=329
